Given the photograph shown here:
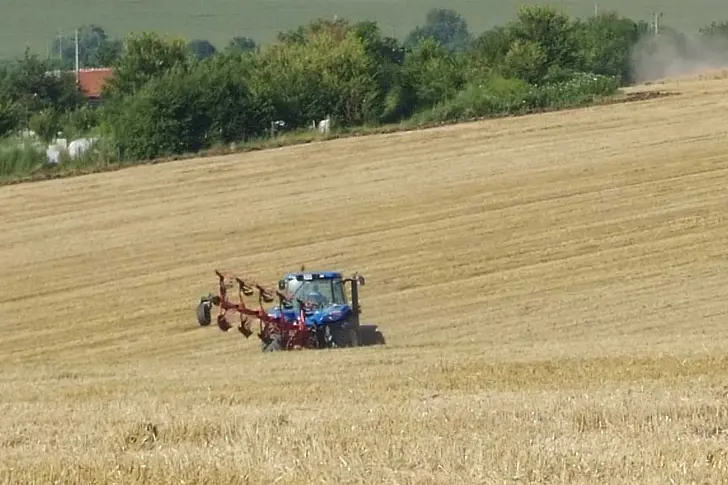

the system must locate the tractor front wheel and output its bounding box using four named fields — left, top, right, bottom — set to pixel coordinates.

left=329, top=322, right=359, bottom=348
